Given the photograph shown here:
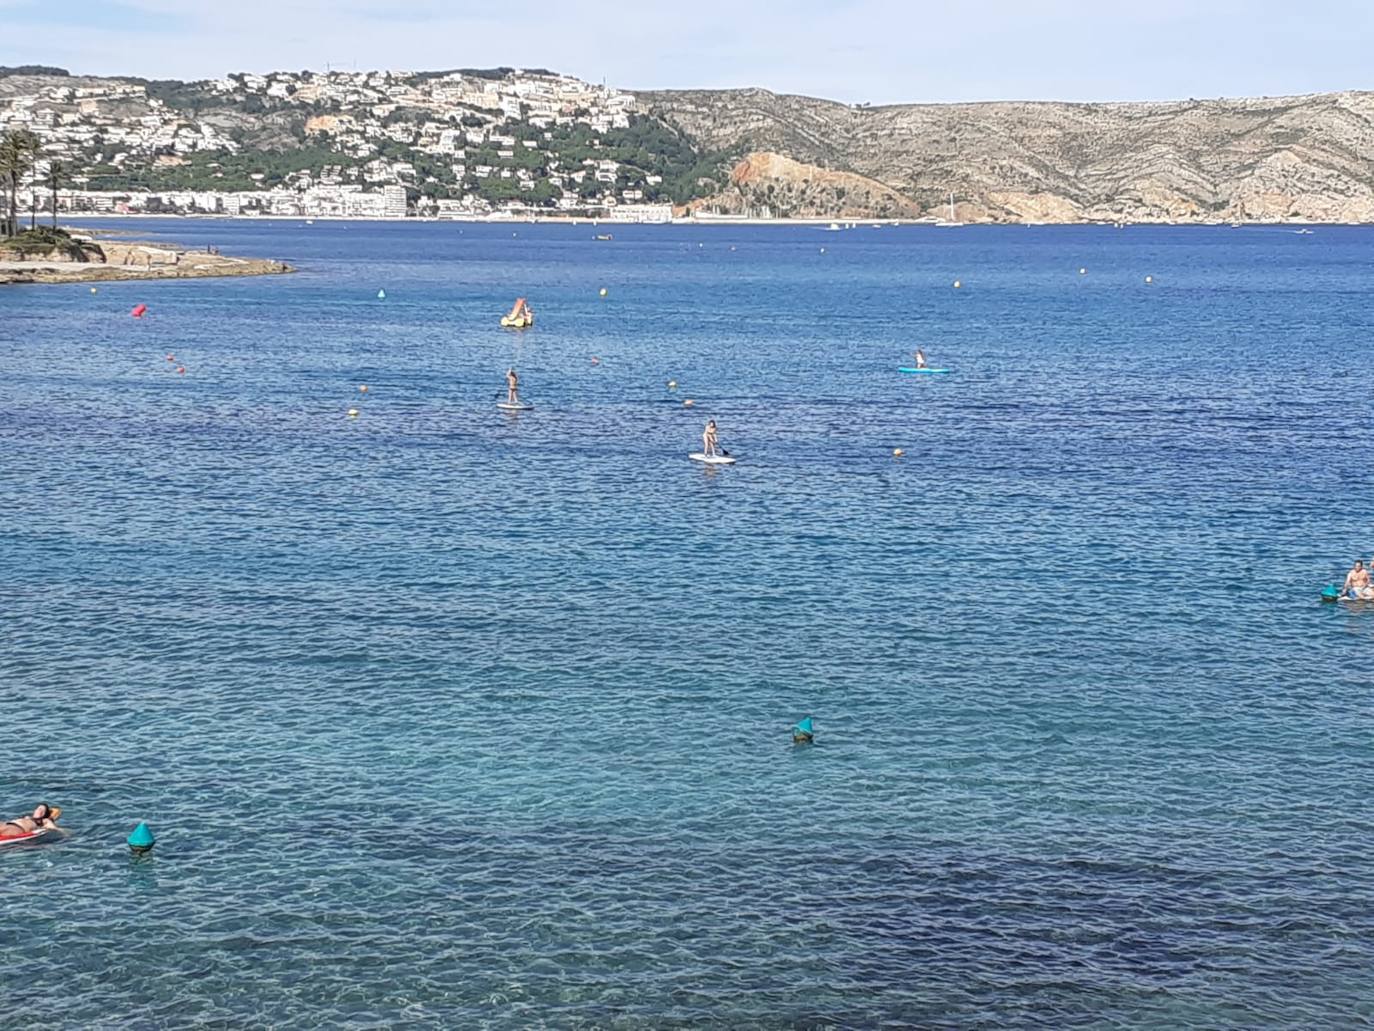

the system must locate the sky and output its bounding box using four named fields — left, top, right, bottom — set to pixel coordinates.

left=2, top=0, right=1373, bottom=104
